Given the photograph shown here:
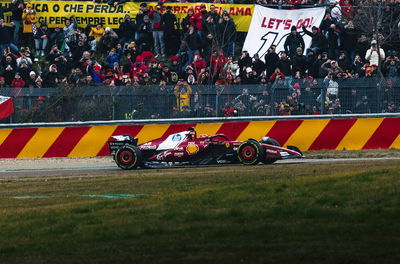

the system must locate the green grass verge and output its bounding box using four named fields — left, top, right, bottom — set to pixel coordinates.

left=1, top=161, right=400, bottom=263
